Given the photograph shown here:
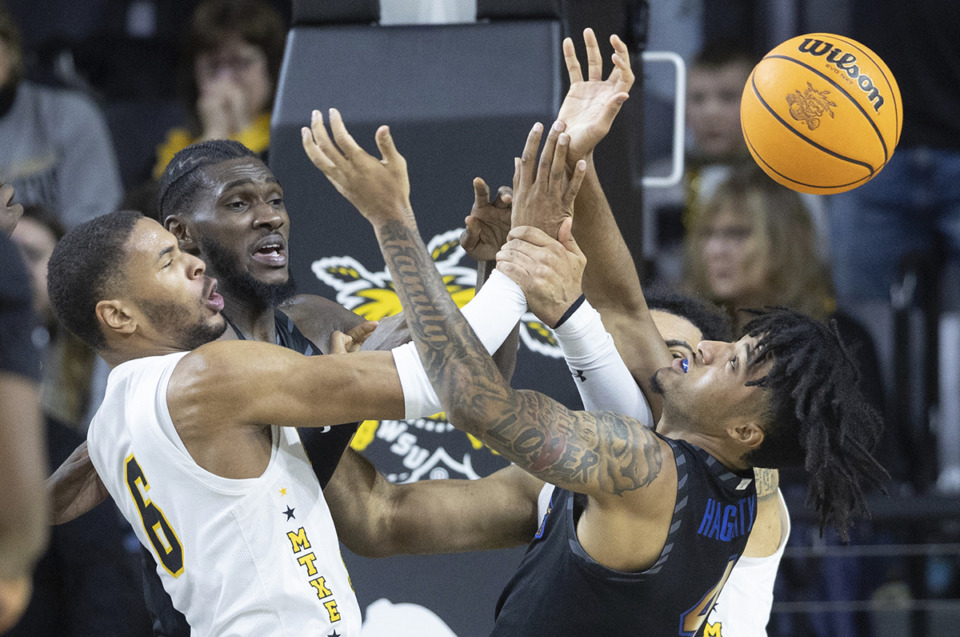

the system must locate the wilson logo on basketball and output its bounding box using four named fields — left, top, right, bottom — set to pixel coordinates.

left=796, top=38, right=886, bottom=112
left=742, top=32, right=901, bottom=194
left=786, top=82, right=837, bottom=130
